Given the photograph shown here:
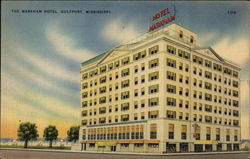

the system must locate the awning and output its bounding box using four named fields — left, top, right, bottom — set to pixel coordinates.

left=117, top=140, right=130, bottom=143
left=86, top=140, right=96, bottom=143
left=97, top=141, right=117, bottom=146
left=194, top=140, right=218, bottom=144
left=144, top=140, right=160, bottom=143
left=130, top=140, right=144, bottom=143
